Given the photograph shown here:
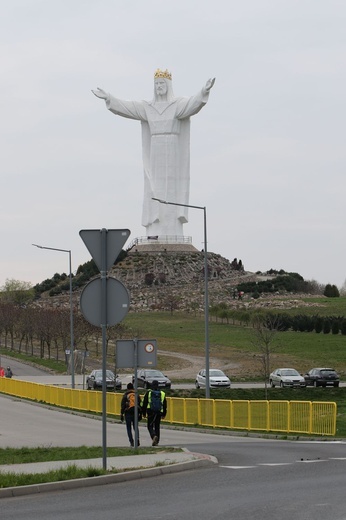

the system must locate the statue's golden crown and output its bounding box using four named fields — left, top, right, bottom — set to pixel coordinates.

left=154, top=68, right=172, bottom=80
